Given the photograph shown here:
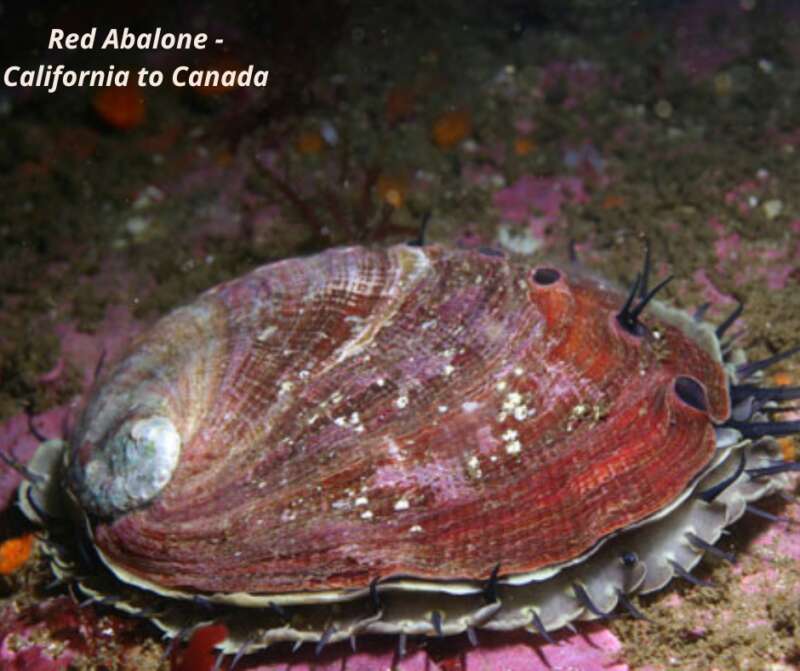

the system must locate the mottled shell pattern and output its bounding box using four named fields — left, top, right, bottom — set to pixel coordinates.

left=21, top=244, right=798, bottom=656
